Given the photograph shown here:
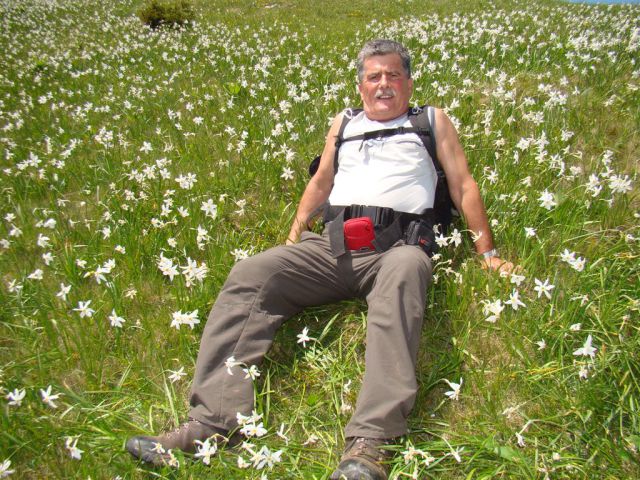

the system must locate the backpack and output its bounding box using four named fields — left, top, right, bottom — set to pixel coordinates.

left=309, top=105, right=458, bottom=233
